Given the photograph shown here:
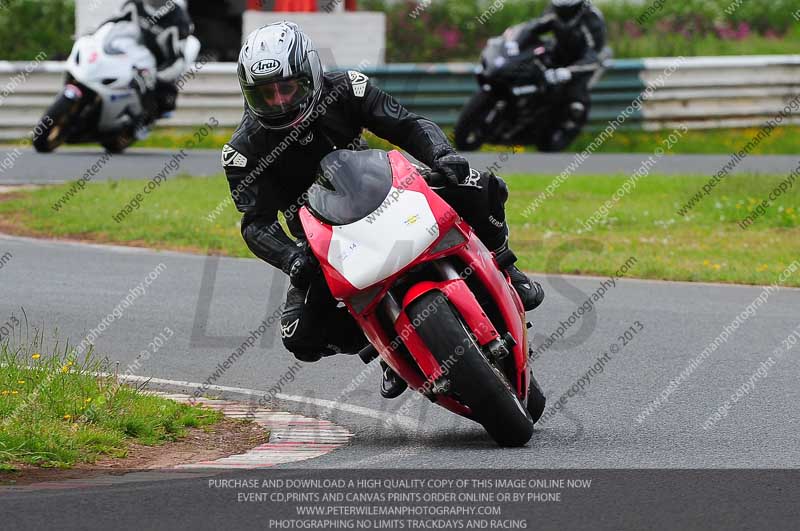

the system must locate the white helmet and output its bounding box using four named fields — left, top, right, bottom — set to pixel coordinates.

left=238, top=22, right=324, bottom=130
